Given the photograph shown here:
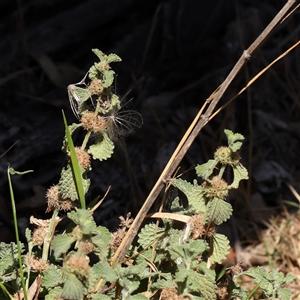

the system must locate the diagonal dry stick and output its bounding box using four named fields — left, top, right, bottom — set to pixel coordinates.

left=111, top=0, right=297, bottom=264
